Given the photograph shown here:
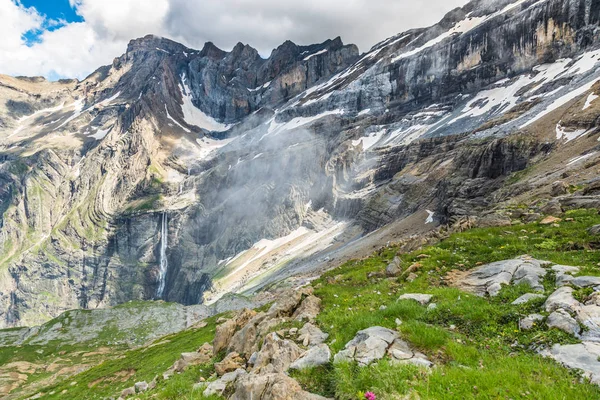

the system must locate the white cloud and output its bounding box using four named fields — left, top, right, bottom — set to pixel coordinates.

left=0, top=0, right=468, bottom=80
